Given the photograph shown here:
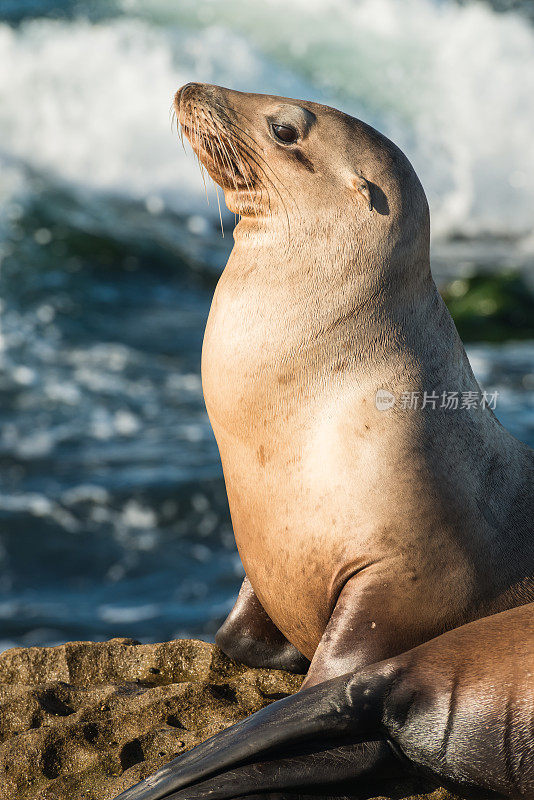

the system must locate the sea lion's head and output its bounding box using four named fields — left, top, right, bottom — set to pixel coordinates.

left=174, top=83, right=429, bottom=278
